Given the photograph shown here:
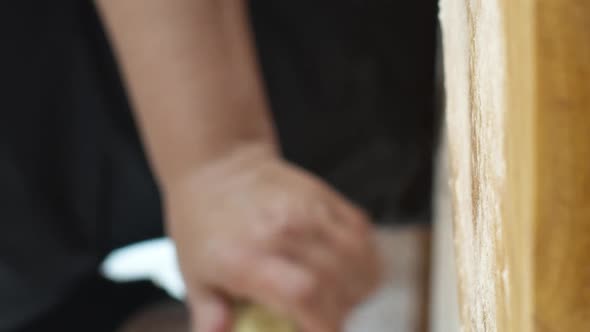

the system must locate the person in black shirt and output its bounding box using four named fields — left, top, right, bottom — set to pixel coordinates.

left=0, top=1, right=438, bottom=331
